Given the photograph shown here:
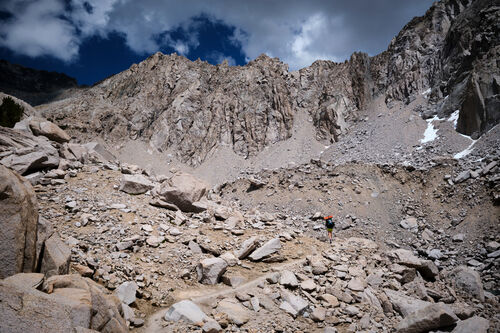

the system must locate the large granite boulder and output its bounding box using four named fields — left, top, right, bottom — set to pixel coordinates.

left=27, top=117, right=71, bottom=143
left=155, top=172, right=208, bottom=212
left=0, top=274, right=127, bottom=333
left=0, top=165, right=38, bottom=278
